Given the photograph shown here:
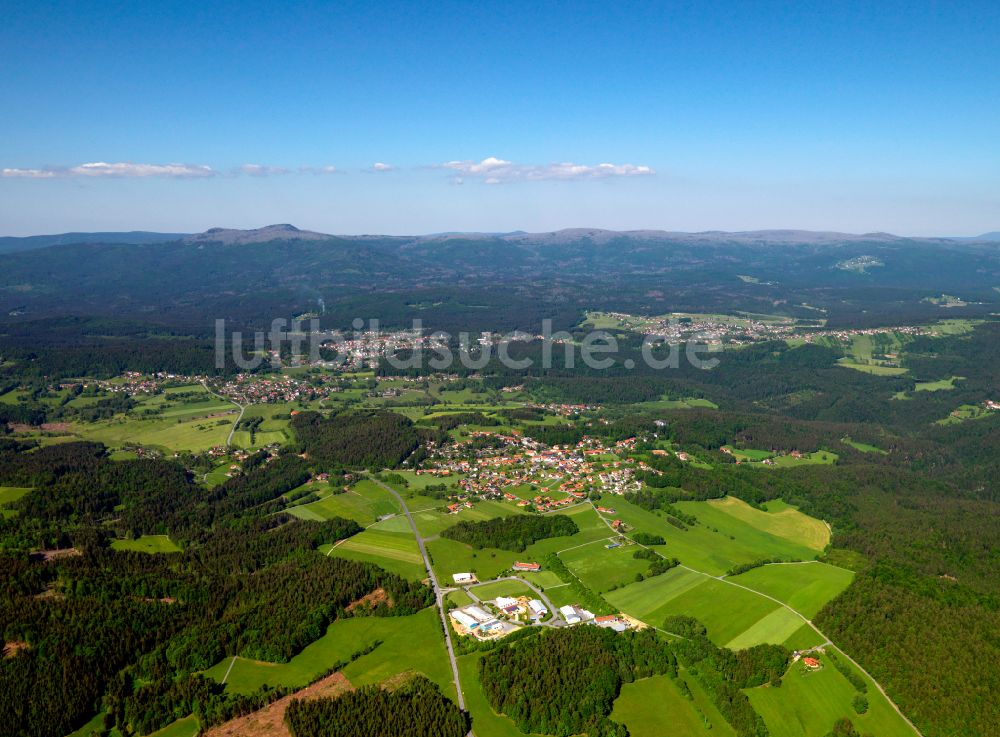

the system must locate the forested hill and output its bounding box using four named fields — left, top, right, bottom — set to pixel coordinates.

left=2, top=226, right=999, bottom=334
